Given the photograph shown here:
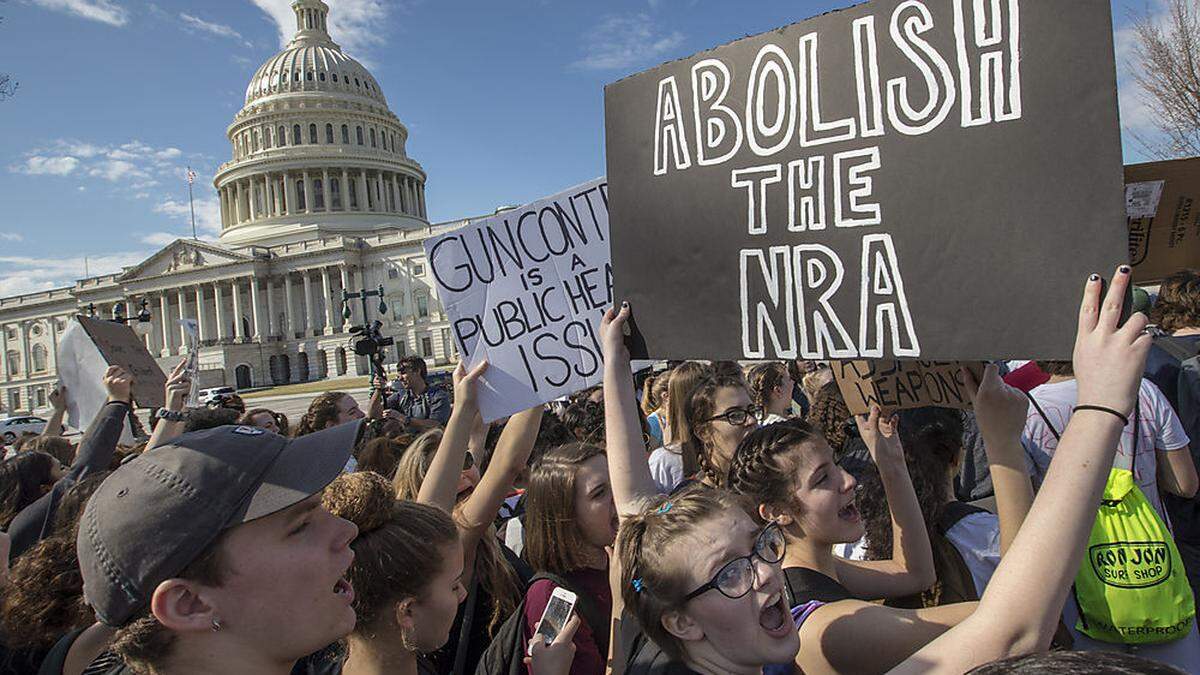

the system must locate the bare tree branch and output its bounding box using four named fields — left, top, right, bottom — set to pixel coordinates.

left=1130, top=0, right=1200, bottom=158
left=0, top=7, right=15, bottom=101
